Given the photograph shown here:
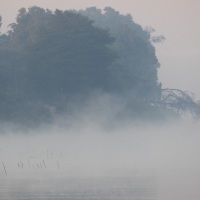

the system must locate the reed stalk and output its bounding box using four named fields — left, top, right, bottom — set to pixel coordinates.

left=2, top=162, right=7, bottom=176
